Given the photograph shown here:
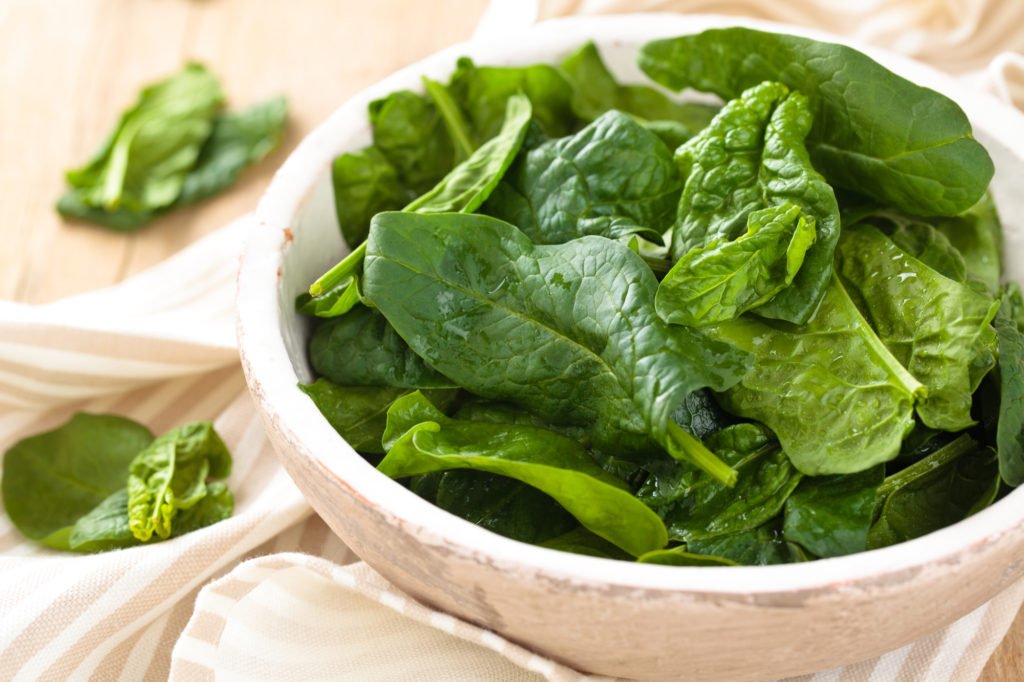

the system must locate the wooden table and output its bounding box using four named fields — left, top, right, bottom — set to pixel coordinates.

left=0, top=0, right=1020, bottom=678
